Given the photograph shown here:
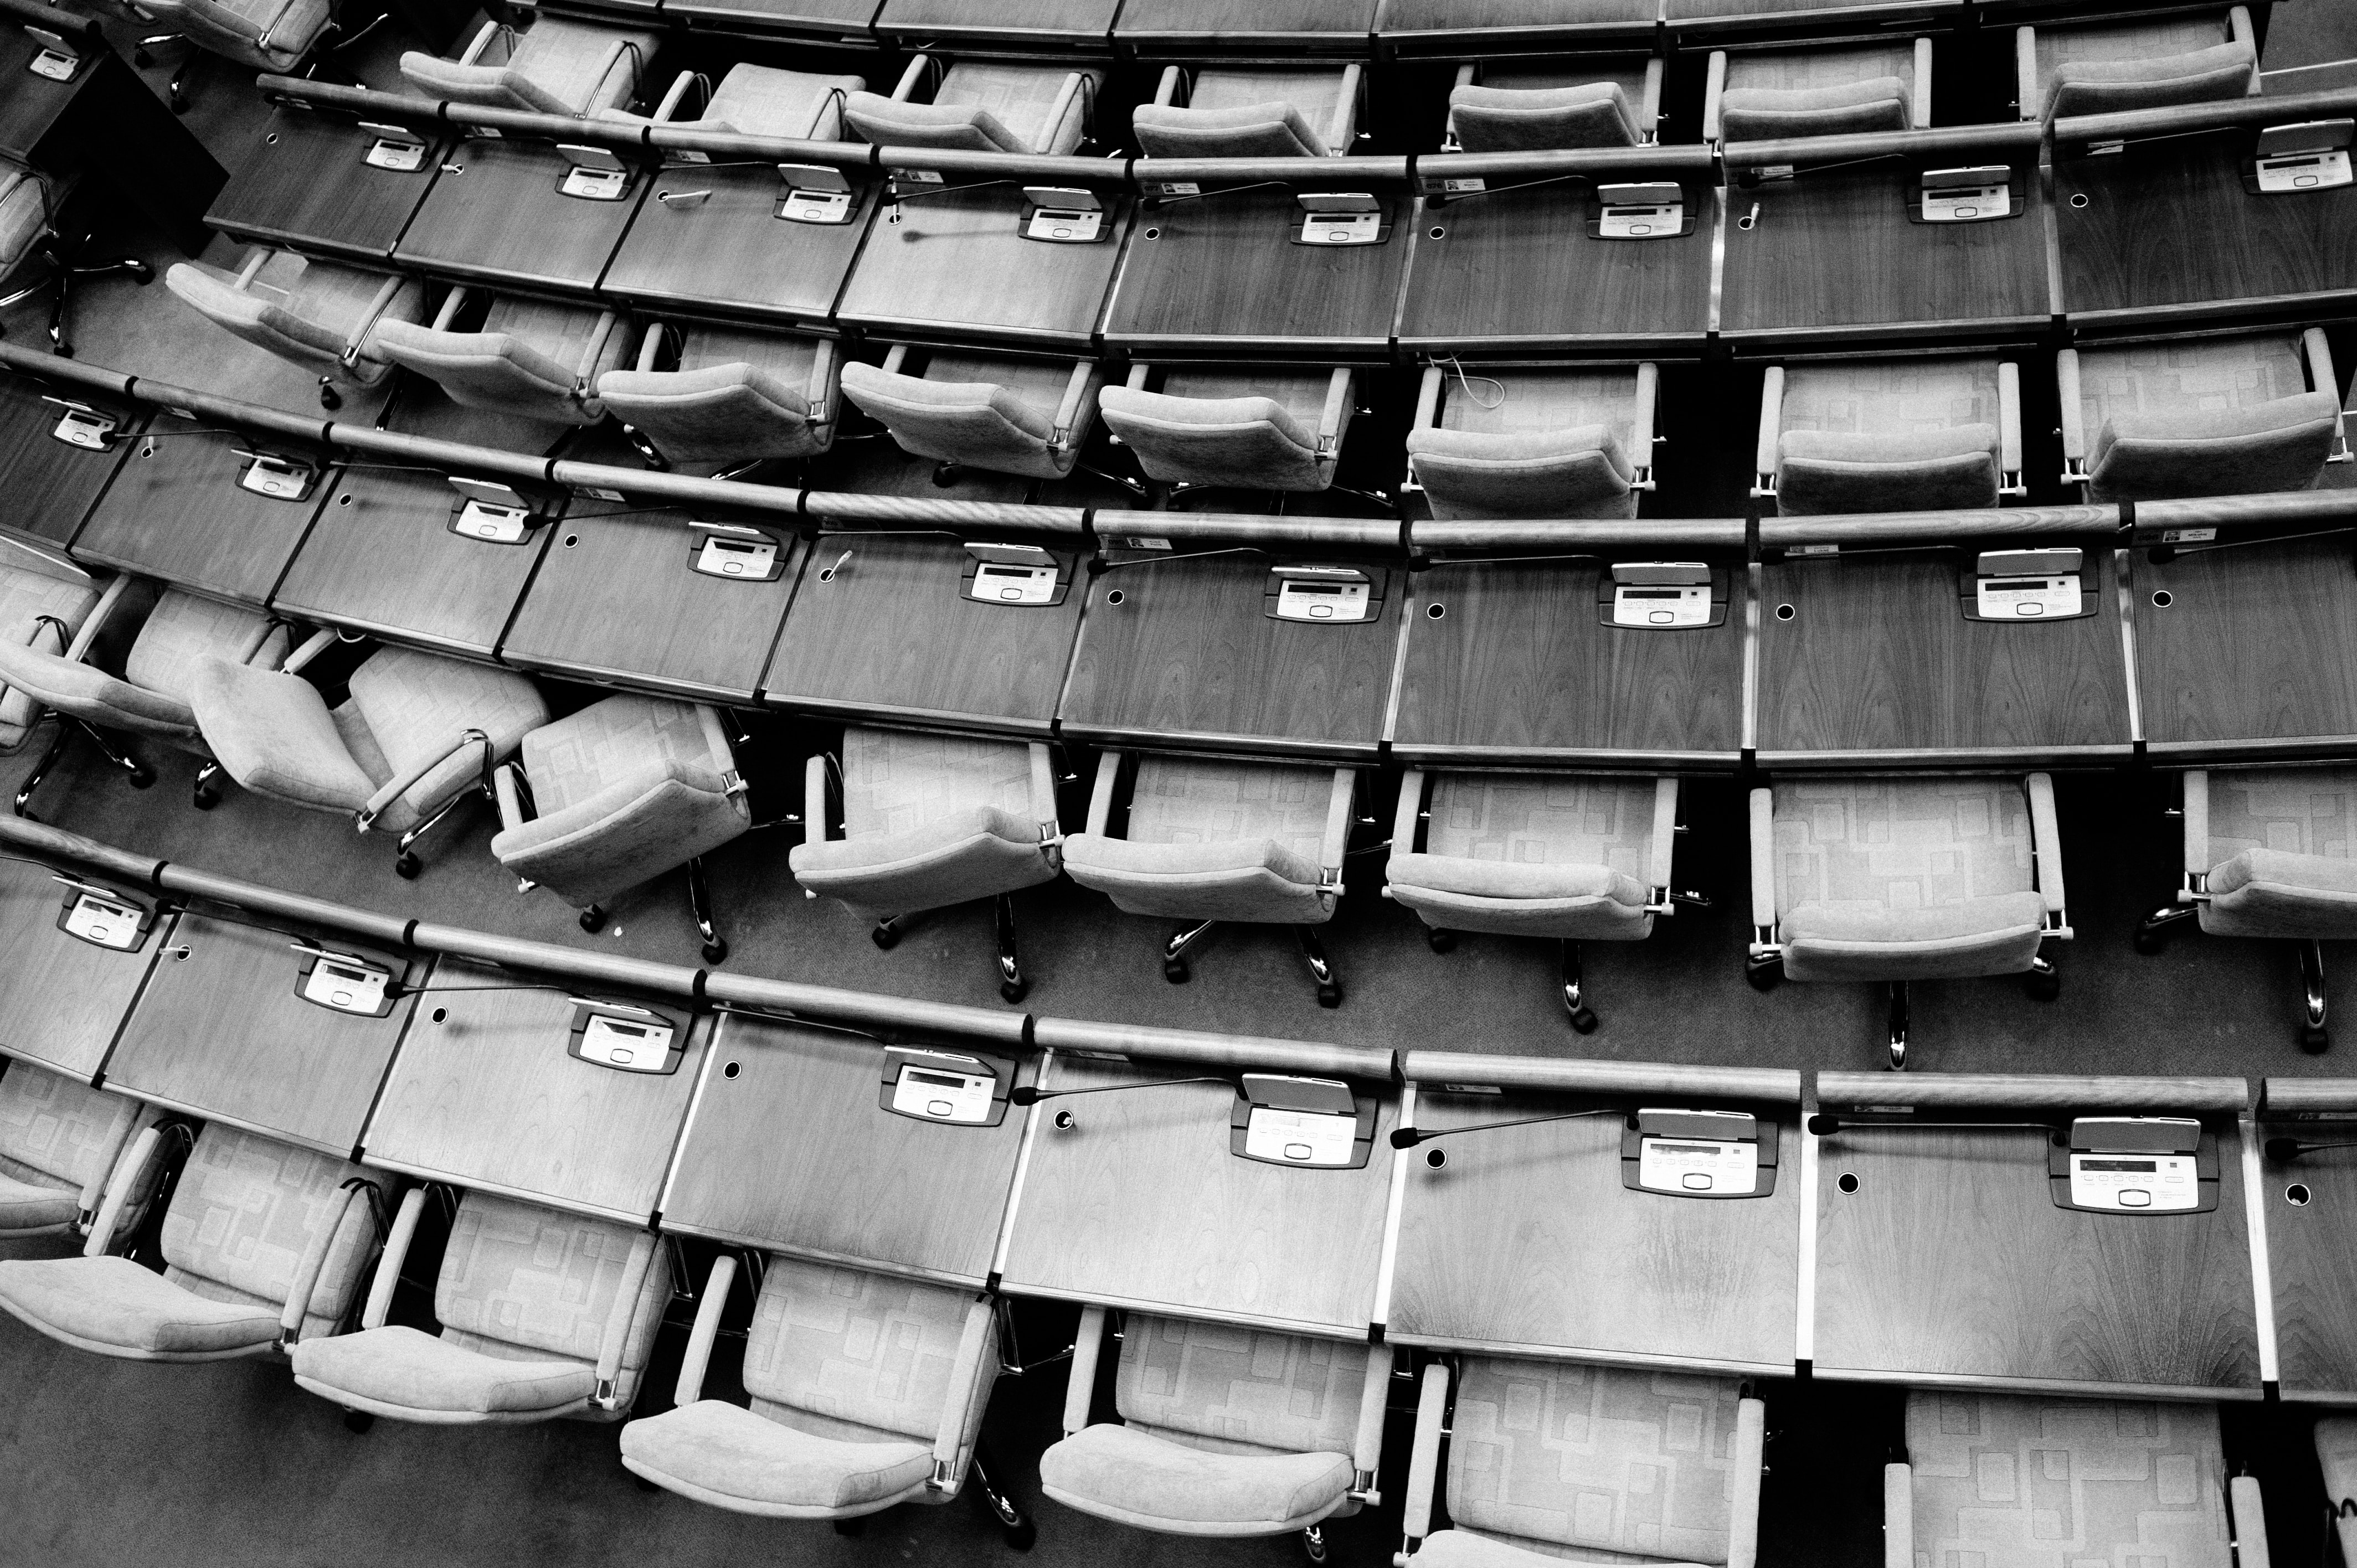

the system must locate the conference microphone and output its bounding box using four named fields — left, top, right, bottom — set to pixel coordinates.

left=2266, top=1137, right=2357, bottom=1163
left=1014, top=1076, right=1235, bottom=1131
left=1390, top=1106, right=1628, bottom=1169
left=1807, top=1114, right=2060, bottom=1138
